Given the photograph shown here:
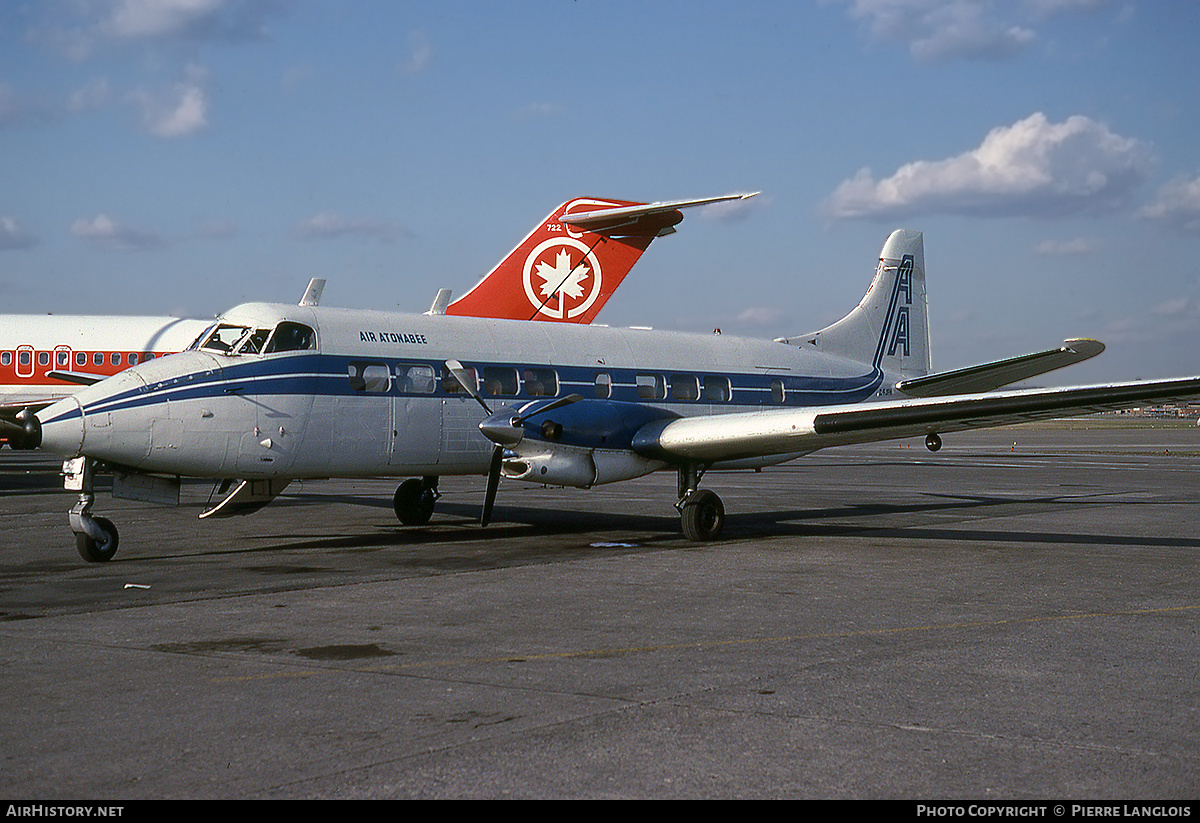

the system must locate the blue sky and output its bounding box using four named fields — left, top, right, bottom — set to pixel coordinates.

left=3, top=0, right=1199, bottom=382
